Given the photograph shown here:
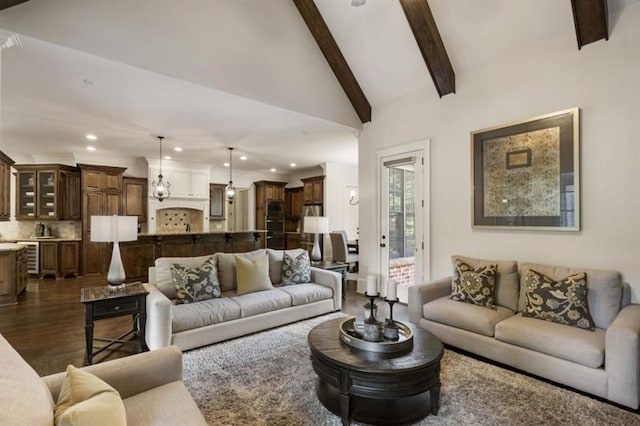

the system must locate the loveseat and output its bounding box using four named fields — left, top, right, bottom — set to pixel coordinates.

left=145, top=248, right=342, bottom=351
left=0, top=333, right=207, bottom=425
left=408, top=255, right=640, bottom=409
